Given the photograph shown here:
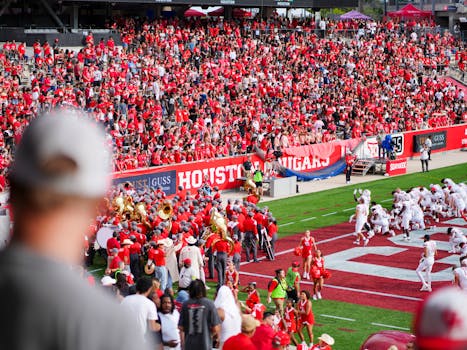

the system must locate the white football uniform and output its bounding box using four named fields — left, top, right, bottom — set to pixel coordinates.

left=355, top=203, right=369, bottom=233
left=454, top=266, right=467, bottom=291
left=416, top=240, right=437, bottom=288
